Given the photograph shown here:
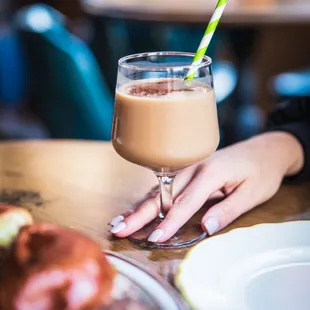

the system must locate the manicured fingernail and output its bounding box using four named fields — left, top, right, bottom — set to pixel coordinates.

left=110, top=222, right=127, bottom=234
left=109, top=215, right=124, bottom=226
left=148, top=229, right=164, bottom=243
left=204, top=217, right=219, bottom=235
